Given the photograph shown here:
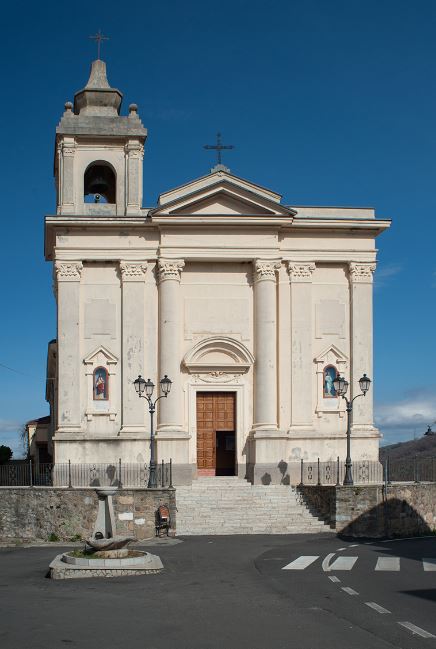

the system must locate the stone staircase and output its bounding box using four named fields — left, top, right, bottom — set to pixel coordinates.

left=175, top=477, right=333, bottom=535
